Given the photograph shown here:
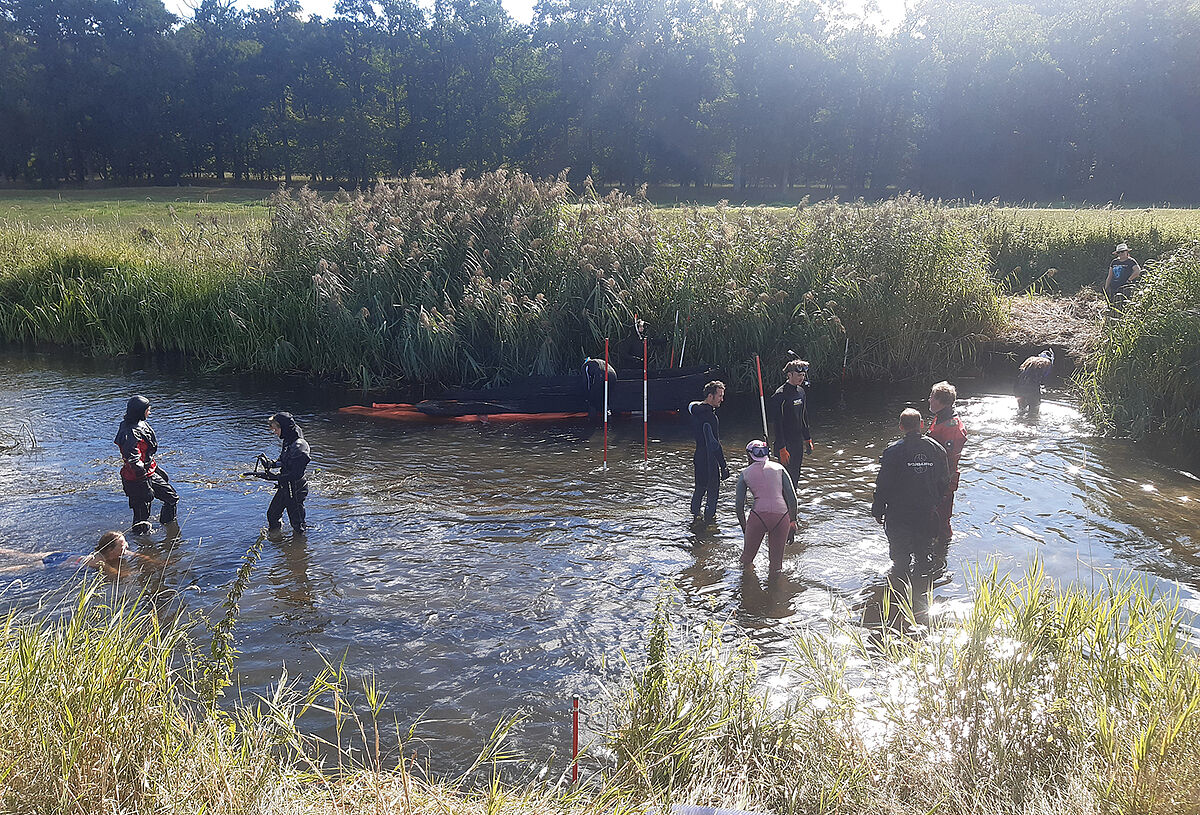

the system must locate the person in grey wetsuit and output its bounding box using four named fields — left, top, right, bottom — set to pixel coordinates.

left=688, top=381, right=729, bottom=525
